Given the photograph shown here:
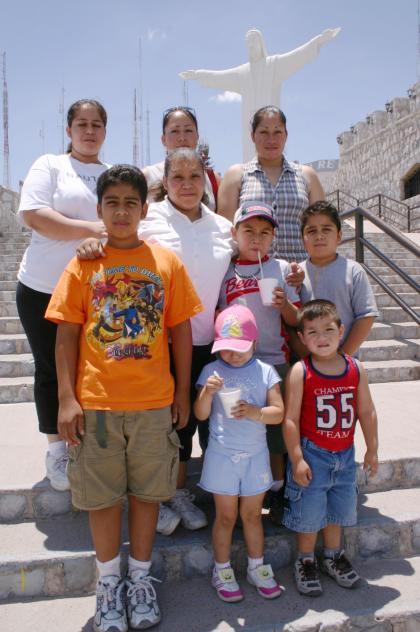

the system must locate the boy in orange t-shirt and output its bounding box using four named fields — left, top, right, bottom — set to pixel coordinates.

left=46, top=164, right=202, bottom=632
